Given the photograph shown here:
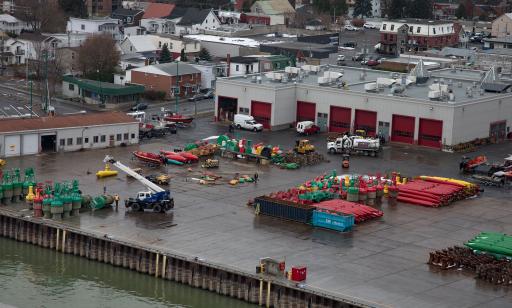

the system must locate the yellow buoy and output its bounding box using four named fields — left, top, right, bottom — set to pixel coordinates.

left=25, top=185, right=35, bottom=202
left=383, top=183, right=389, bottom=195
left=96, top=164, right=118, bottom=178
